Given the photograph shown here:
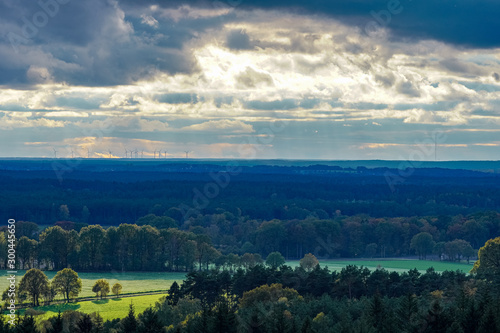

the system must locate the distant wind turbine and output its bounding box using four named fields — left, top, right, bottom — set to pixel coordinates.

left=434, top=133, right=438, bottom=161
left=125, top=149, right=128, bottom=159
left=108, top=150, right=112, bottom=158
left=71, top=150, right=74, bottom=159
left=185, top=151, right=190, bottom=158
left=53, top=148, right=58, bottom=158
